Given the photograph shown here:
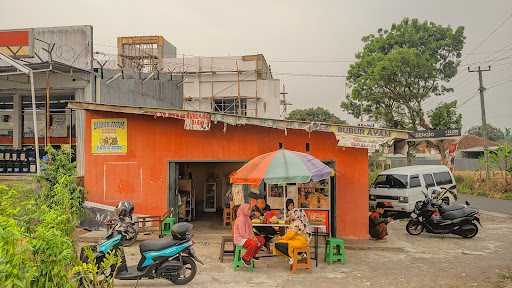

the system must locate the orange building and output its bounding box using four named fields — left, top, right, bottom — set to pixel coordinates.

left=70, top=102, right=408, bottom=240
